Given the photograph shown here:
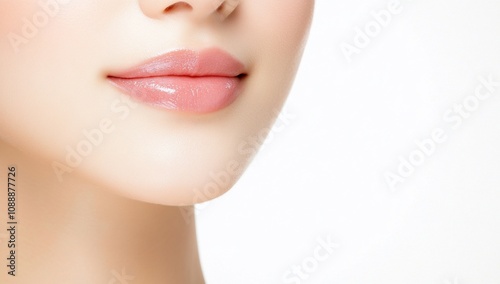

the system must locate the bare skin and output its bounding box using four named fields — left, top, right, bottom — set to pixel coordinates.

left=0, top=141, right=204, bottom=284
left=0, top=1, right=314, bottom=283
